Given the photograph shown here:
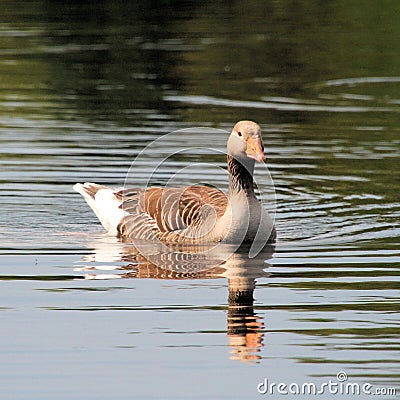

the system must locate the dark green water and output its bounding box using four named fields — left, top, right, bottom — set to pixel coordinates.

left=0, top=1, right=399, bottom=399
